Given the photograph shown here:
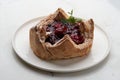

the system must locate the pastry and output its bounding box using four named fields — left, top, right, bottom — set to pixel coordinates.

left=30, top=8, right=94, bottom=60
